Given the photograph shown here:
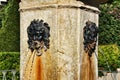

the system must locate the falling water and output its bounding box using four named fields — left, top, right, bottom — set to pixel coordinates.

left=80, top=53, right=96, bottom=80
left=35, top=55, right=43, bottom=80
left=23, top=50, right=46, bottom=80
